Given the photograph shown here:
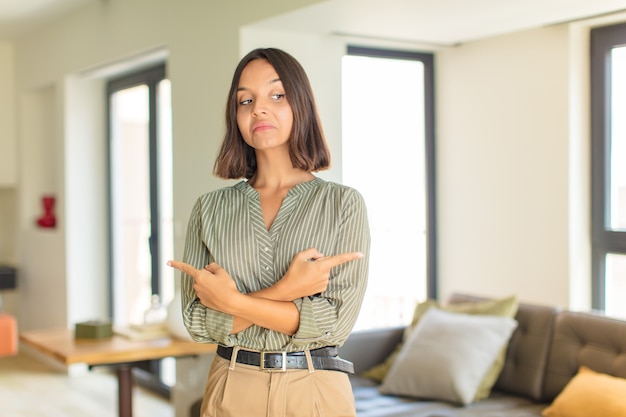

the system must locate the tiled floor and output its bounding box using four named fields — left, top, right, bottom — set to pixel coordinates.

left=0, top=351, right=173, bottom=417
